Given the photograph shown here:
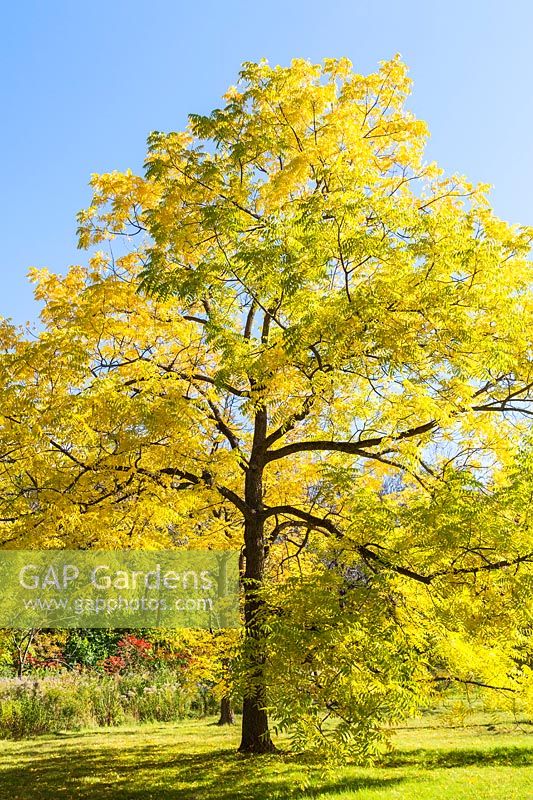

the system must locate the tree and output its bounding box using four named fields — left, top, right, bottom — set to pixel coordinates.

left=1, top=55, right=533, bottom=754
left=10, top=629, right=39, bottom=678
